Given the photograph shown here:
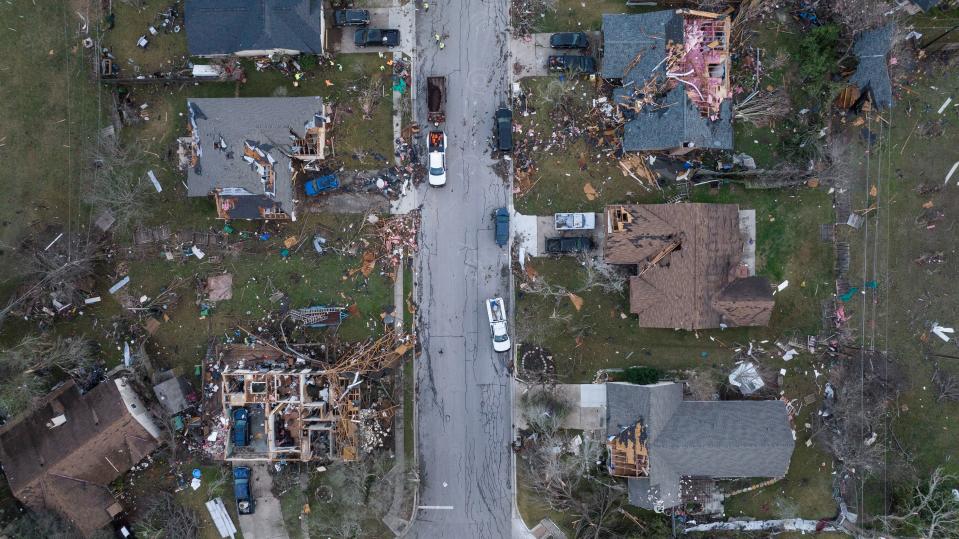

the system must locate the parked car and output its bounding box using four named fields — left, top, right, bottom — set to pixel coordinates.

left=427, top=131, right=447, bottom=187
left=494, top=108, right=513, bottom=152
left=304, top=174, right=339, bottom=196
left=554, top=212, right=596, bottom=230
left=546, top=236, right=593, bottom=254
left=485, top=297, right=511, bottom=353
left=333, top=9, right=370, bottom=27
left=549, top=32, right=589, bottom=49
left=493, top=207, right=509, bottom=247
left=234, top=466, right=255, bottom=515
left=547, top=55, right=596, bottom=74
left=354, top=28, right=400, bottom=47
left=232, top=408, right=249, bottom=447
